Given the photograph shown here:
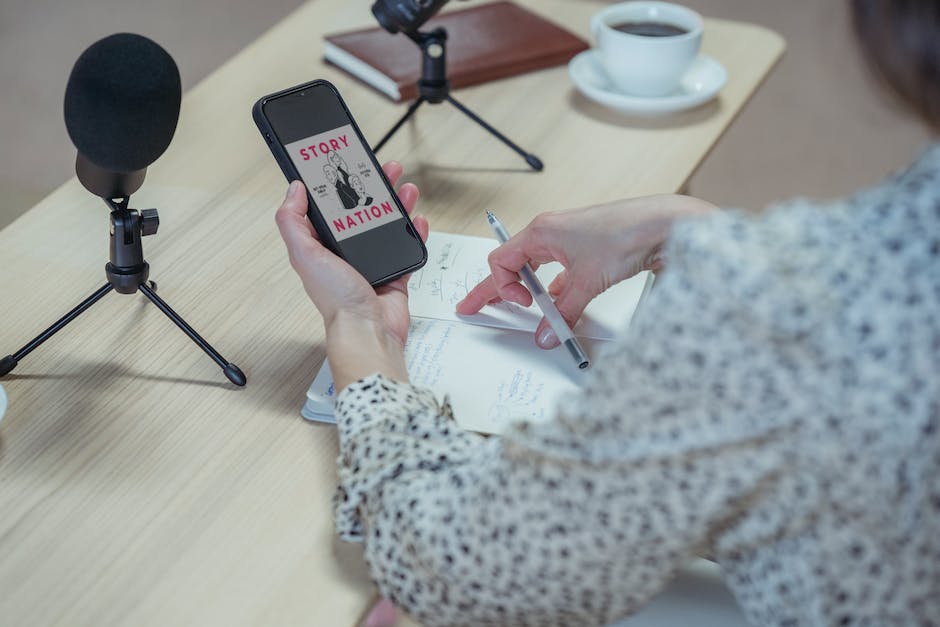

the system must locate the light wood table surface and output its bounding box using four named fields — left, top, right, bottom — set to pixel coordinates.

left=0, top=2, right=783, bottom=625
